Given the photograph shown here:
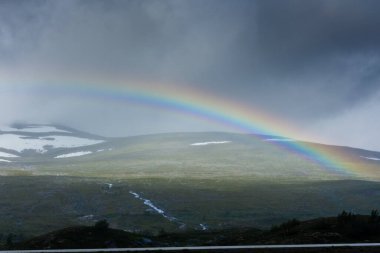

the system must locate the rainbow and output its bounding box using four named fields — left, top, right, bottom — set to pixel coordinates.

left=0, top=76, right=377, bottom=179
